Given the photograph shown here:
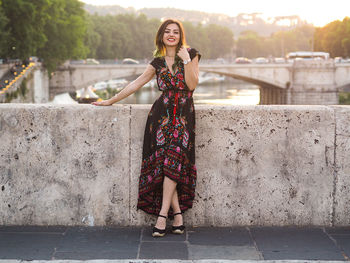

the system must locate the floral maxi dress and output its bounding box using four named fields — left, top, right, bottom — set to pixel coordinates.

left=137, top=48, right=201, bottom=217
